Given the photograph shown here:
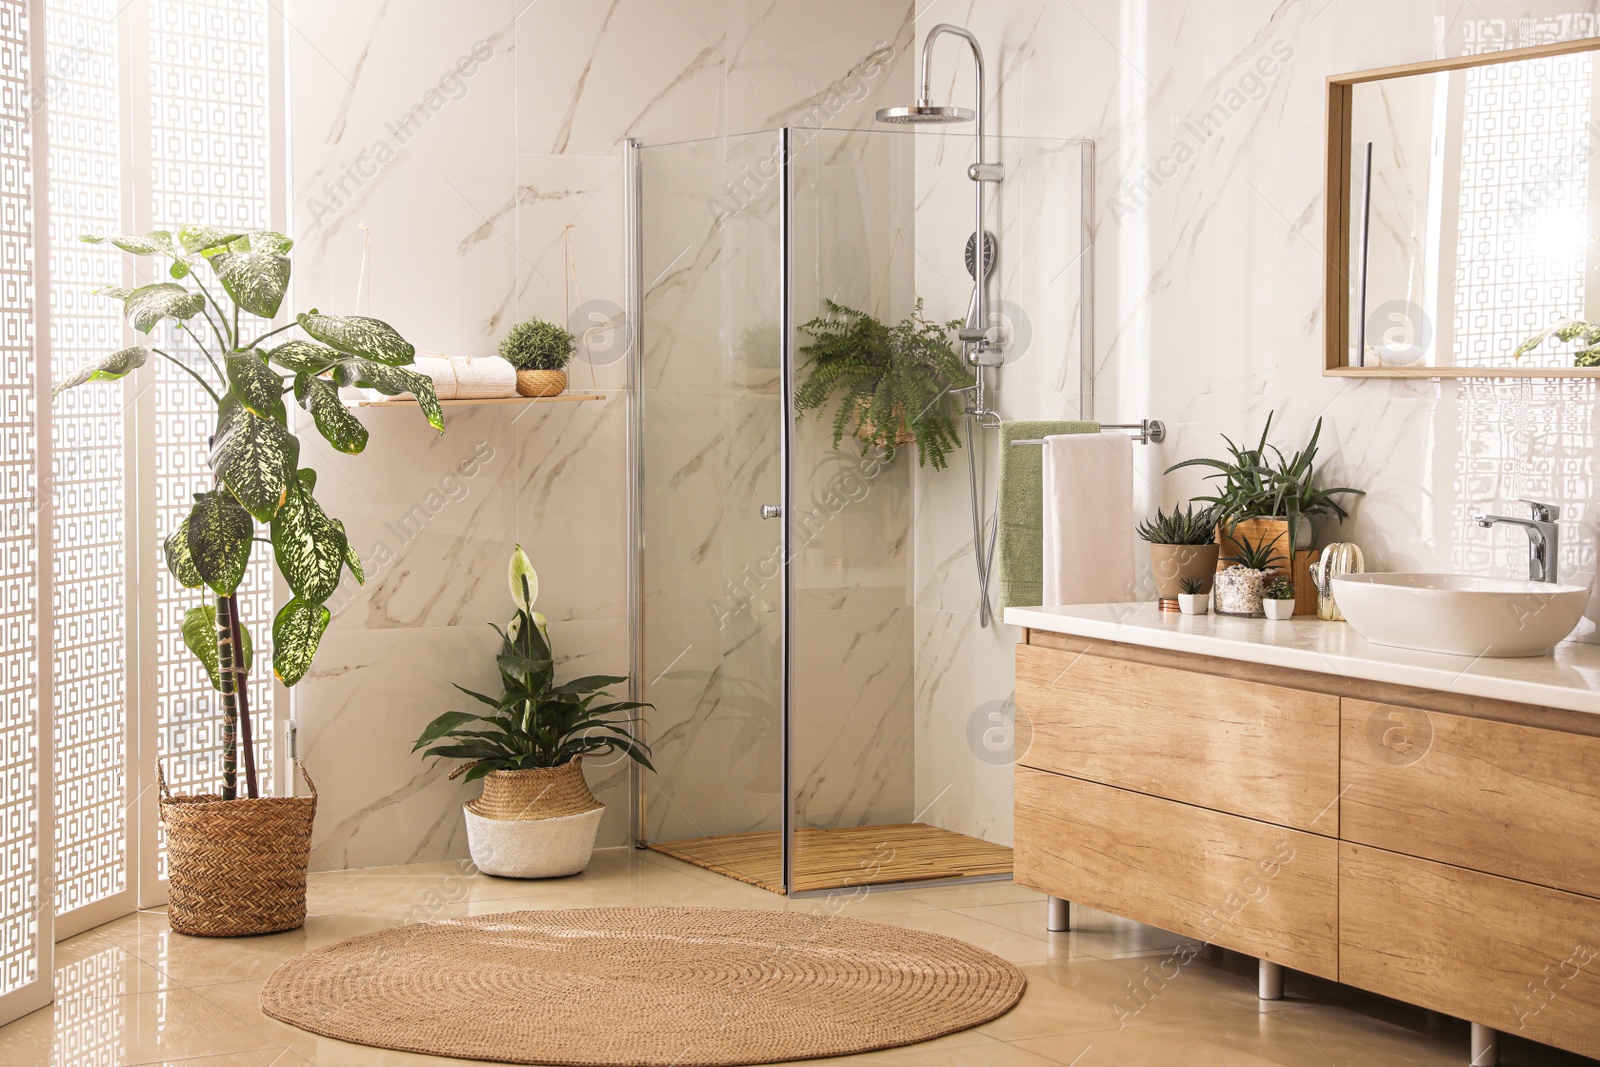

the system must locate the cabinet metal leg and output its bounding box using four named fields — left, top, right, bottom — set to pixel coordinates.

left=1257, top=959, right=1284, bottom=1001
left=1470, top=1023, right=1498, bottom=1067
left=1046, top=896, right=1071, bottom=932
